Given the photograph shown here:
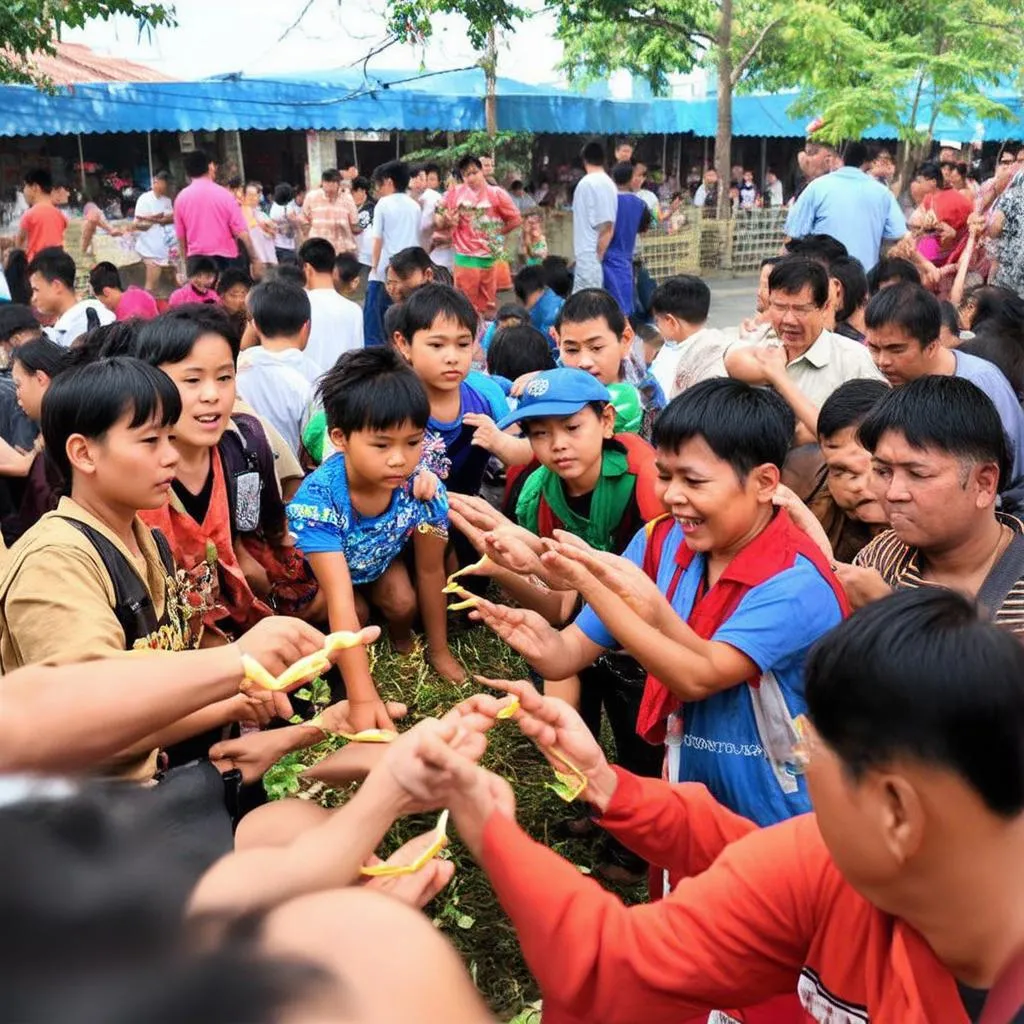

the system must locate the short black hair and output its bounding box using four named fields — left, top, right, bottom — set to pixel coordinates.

left=267, top=262, right=306, bottom=287
left=768, top=257, right=829, bottom=307
left=487, top=325, right=556, bottom=380
left=398, top=283, right=477, bottom=341
left=422, top=162, right=442, bottom=179
left=248, top=280, right=310, bottom=338
left=12, top=335, right=70, bottom=379
left=867, top=256, right=921, bottom=295
left=514, top=263, right=547, bottom=303
left=333, top=253, right=361, bottom=284
left=842, top=140, right=869, bottom=168
left=495, top=303, right=529, bottom=326
left=351, top=175, right=372, bottom=194
left=611, top=161, right=635, bottom=187
left=135, top=305, right=242, bottom=366
left=27, top=247, right=75, bottom=291
left=649, top=275, right=711, bottom=323
left=784, top=234, right=849, bottom=268
left=298, top=237, right=336, bottom=274
left=216, top=267, right=252, bottom=296
left=273, top=182, right=294, bottom=205
left=807, top=588, right=1024, bottom=817
left=383, top=302, right=405, bottom=344
left=760, top=255, right=785, bottom=270
left=915, top=161, right=944, bottom=188
left=320, top=168, right=341, bottom=184
left=864, top=282, right=940, bottom=348
left=317, top=346, right=429, bottom=436
left=817, top=378, right=890, bottom=441
left=389, top=246, right=433, bottom=279
left=938, top=301, right=960, bottom=336
left=23, top=168, right=53, bottom=192
left=339, top=158, right=357, bottom=173
left=830, top=256, right=869, bottom=321
left=0, top=304, right=39, bottom=344
left=456, top=155, right=482, bottom=175
left=183, top=150, right=210, bottom=179
left=581, top=141, right=605, bottom=166
left=185, top=255, right=218, bottom=280
left=41, top=357, right=182, bottom=482
left=67, top=320, right=140, bottom=366
left=372, top=160, right=410, bottom=193
left=556, top=288, right=625, bottom=337
left=88, top=261, right=123, bottom=296
left=541, top=255, right=572, bottom=298
left=652, top=377, right=795, bottom=476
left=858, top=374, right=1012, bottom=492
